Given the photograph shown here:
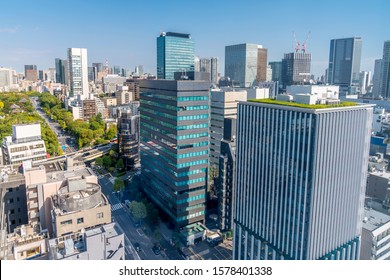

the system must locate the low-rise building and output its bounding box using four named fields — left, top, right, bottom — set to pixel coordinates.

left=50, top=178, right=111, bottom=236
left=1, top=124, right=47, bottom=165
left=360, top=208, right=390, bottom=260
left=48, top=222, right=124, bottom=260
